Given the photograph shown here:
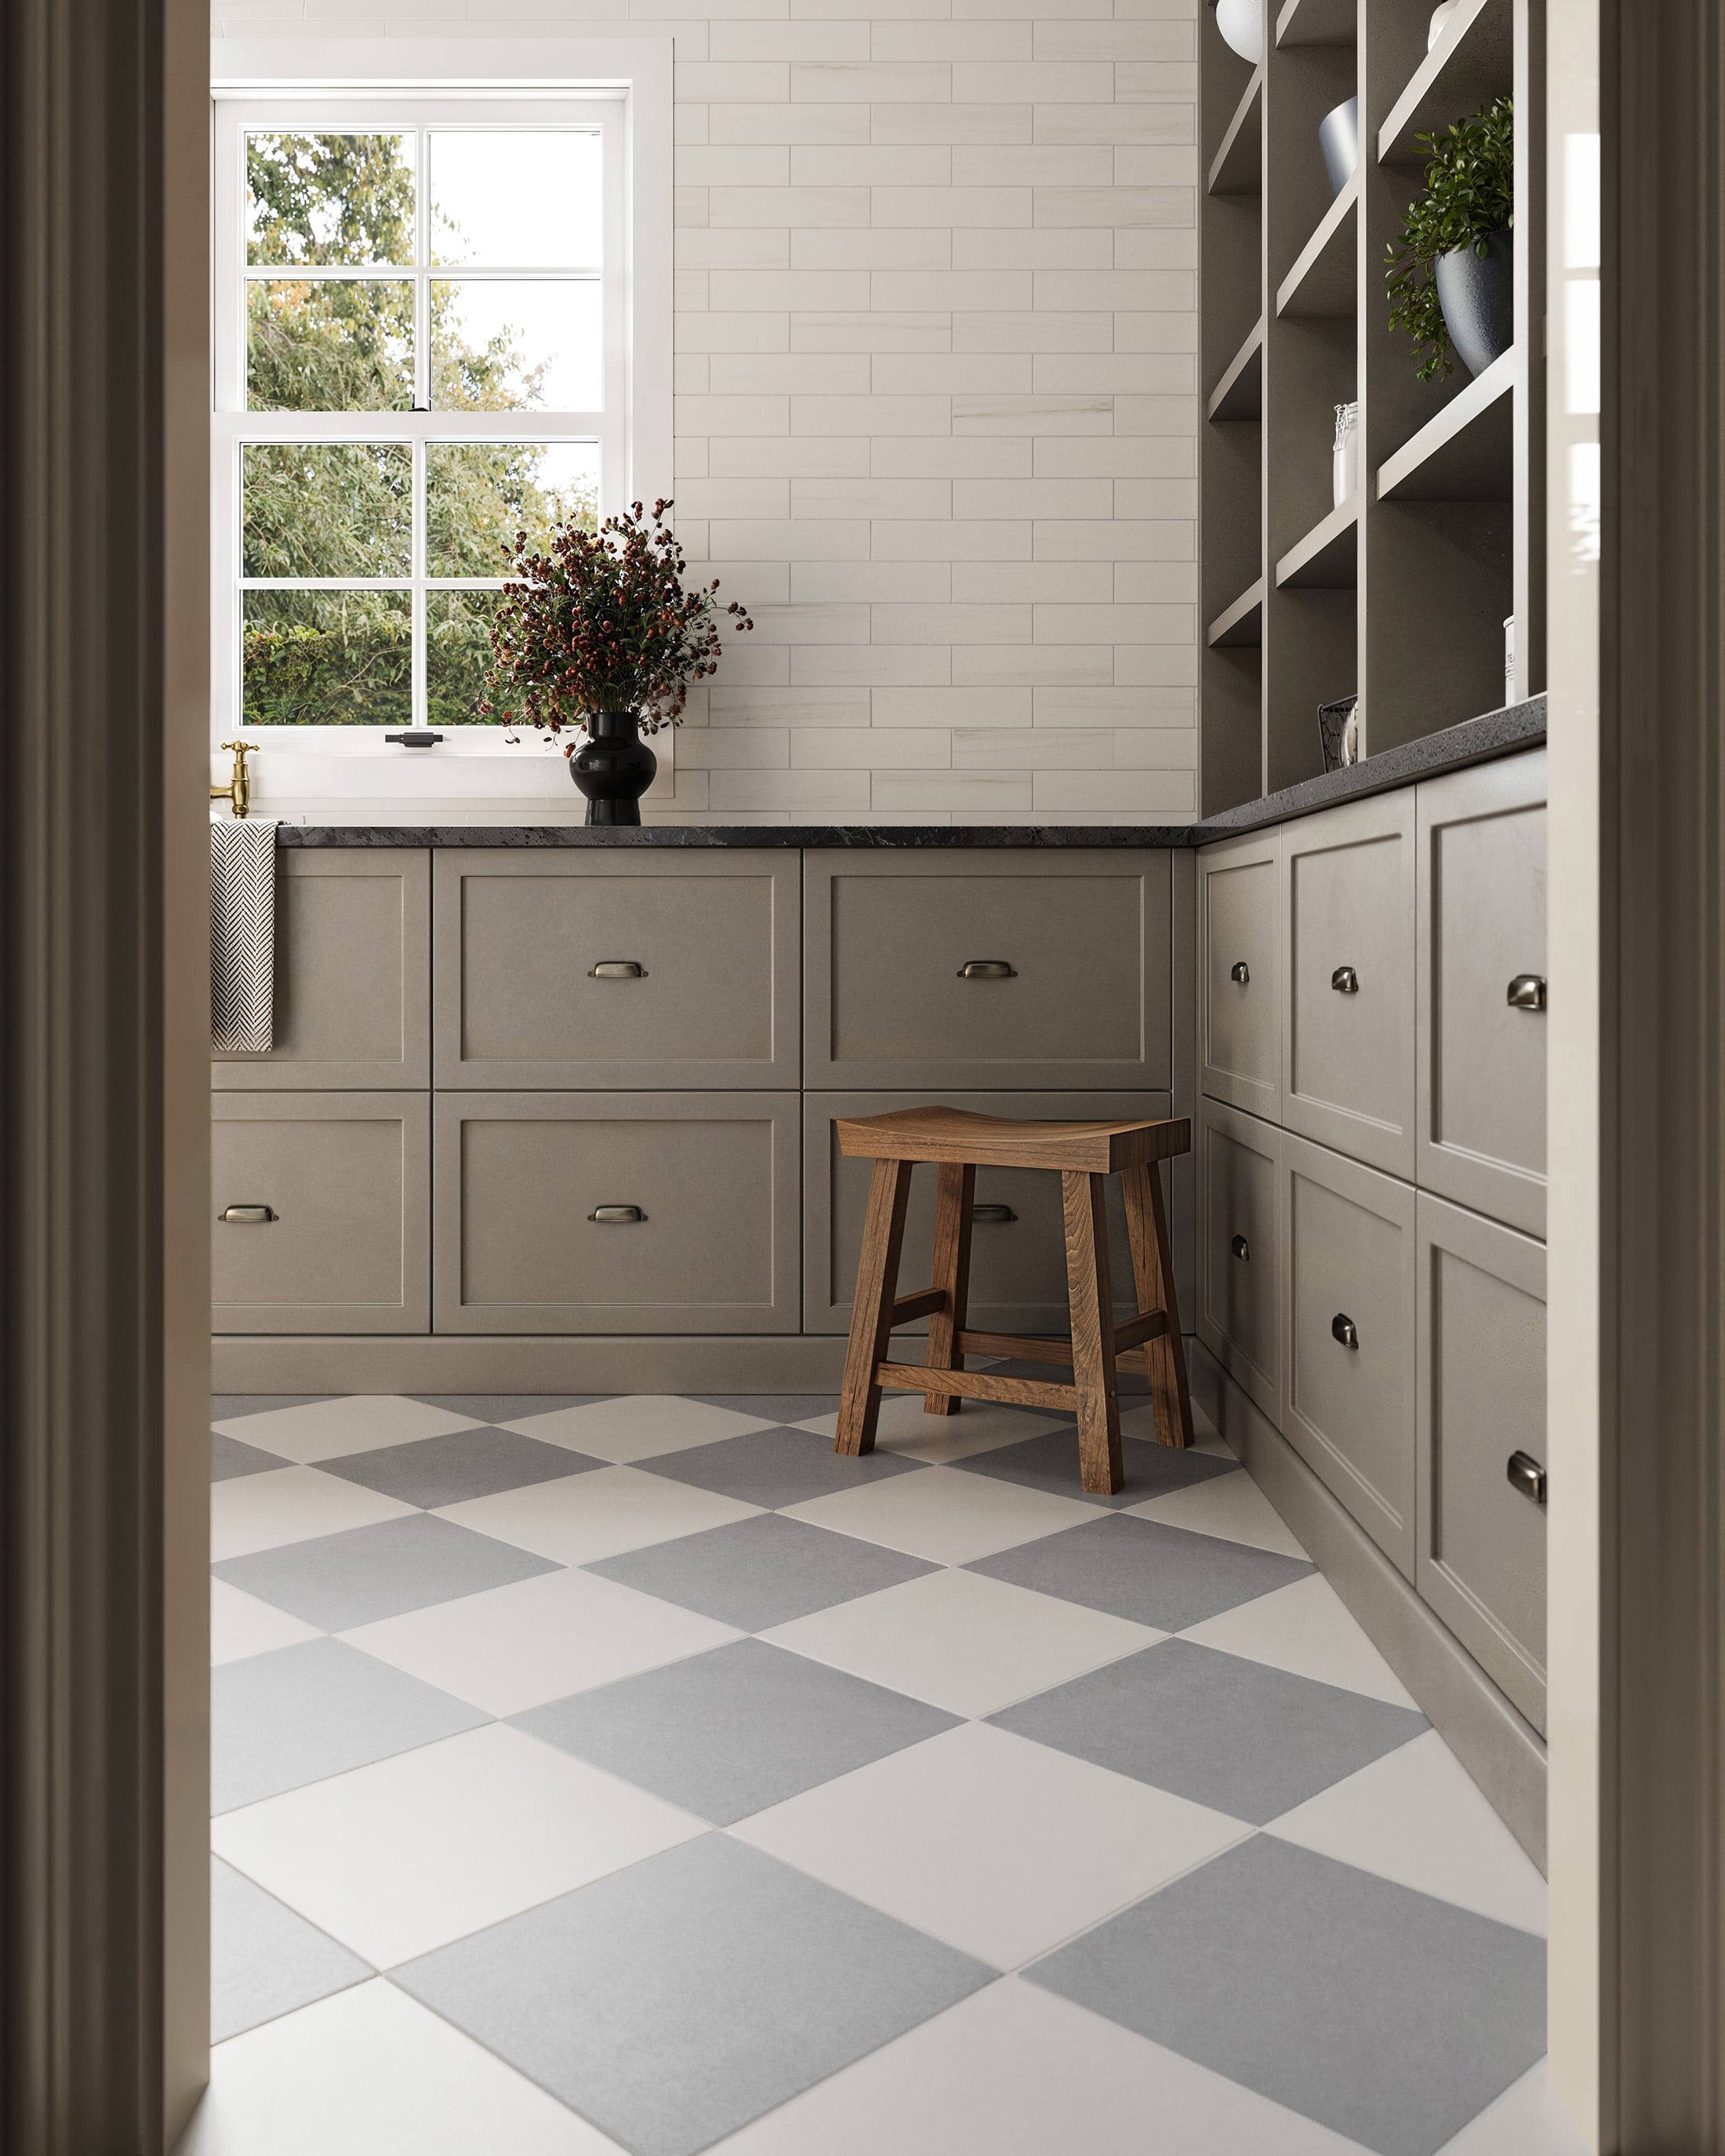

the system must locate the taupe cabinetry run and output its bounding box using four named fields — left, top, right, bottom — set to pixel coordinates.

left=804, top=851, right=1171, bottom=1091
left=1197, top=1098, right=1280, bottom=1425
left=434, top=851, right=800, bottom=1090
left=212, top=1093, right=429, bottom=1333
left=1198, top=829, right=1280, bottom=1120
